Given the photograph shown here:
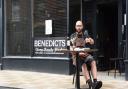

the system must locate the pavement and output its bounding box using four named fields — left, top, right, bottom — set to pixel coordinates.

left=0, top=70, right=127, bottom=89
